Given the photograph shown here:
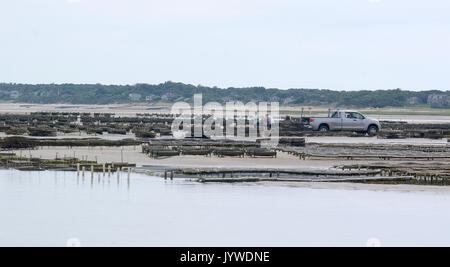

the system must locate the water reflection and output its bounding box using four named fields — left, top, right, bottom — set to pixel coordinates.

left=2, top=169, right=132, bottom=191
left=2, top=170, right=450, bottom=247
